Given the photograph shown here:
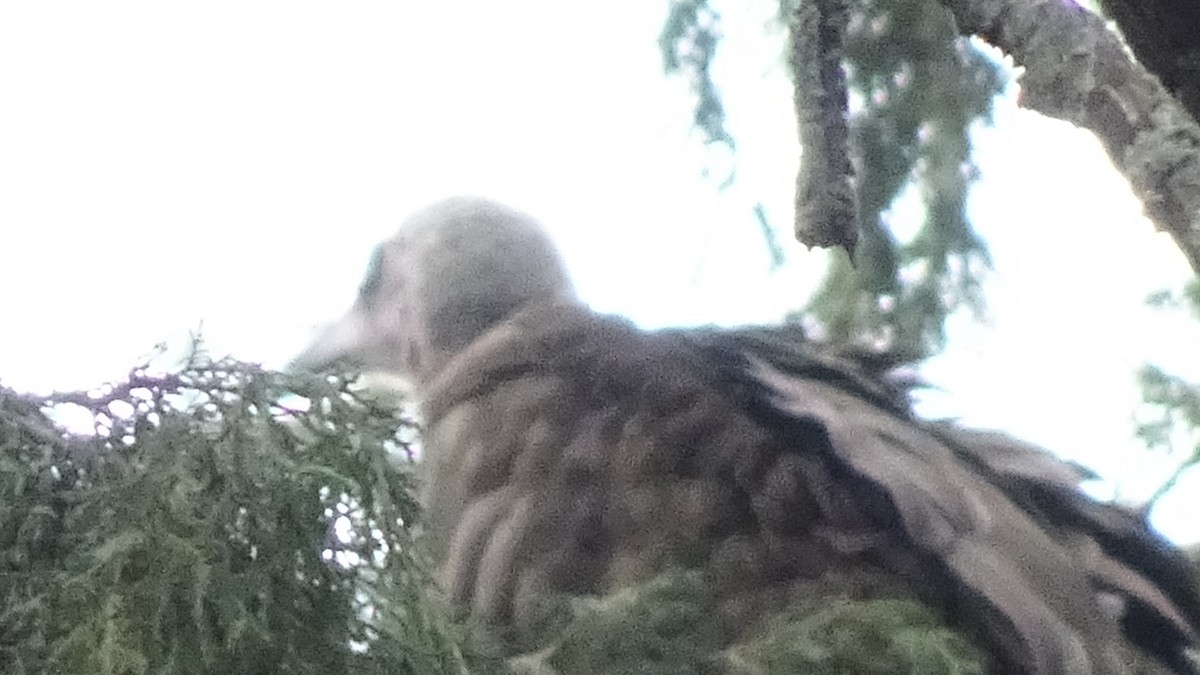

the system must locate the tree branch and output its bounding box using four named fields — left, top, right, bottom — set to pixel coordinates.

left=939, top=0, right=1200, bottom=277
left=788, top=0, right=857, bottom=255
